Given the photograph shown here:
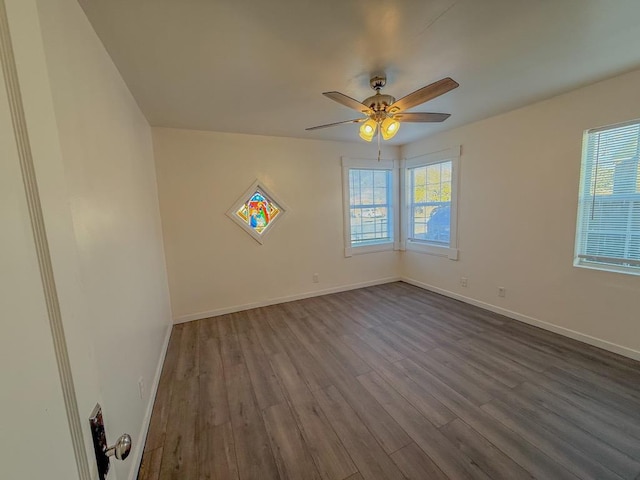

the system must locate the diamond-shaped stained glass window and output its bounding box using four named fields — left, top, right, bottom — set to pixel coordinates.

left=236, top=191, right=281, bottom=234
left=226, top=181, right=287, bottom=244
